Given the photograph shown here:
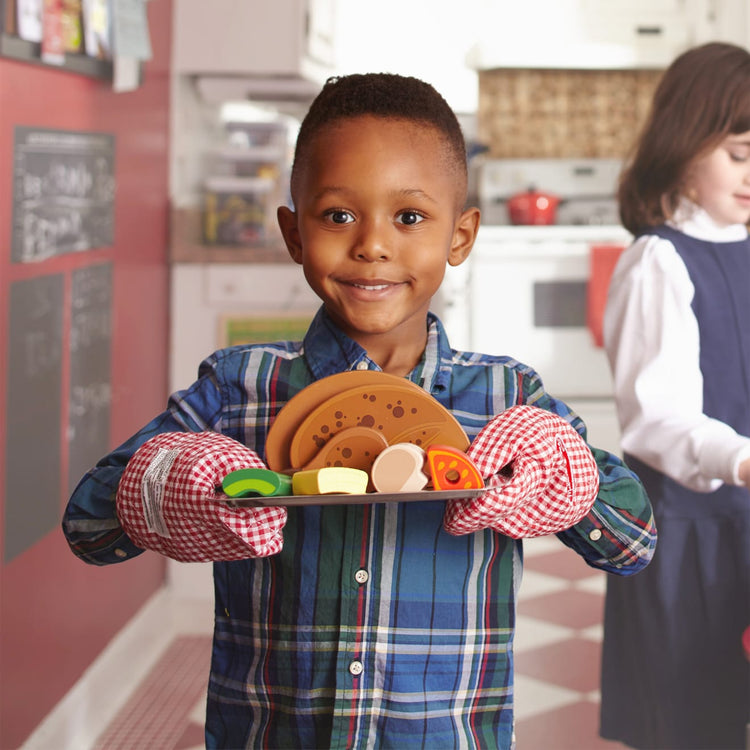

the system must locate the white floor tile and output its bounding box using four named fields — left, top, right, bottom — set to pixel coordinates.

left=188, top=695, right=207, bottom=724
left=513, top=673, right=581, bottom=721
left=579, top=622, right=604, bottom=642
left=514, top=614, right=576, bottom=653
left=521, top=536, right=560, bottom=558
left=574, top=573, right=608, bottom=595
left=518, top=569, right=571, bottom=600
